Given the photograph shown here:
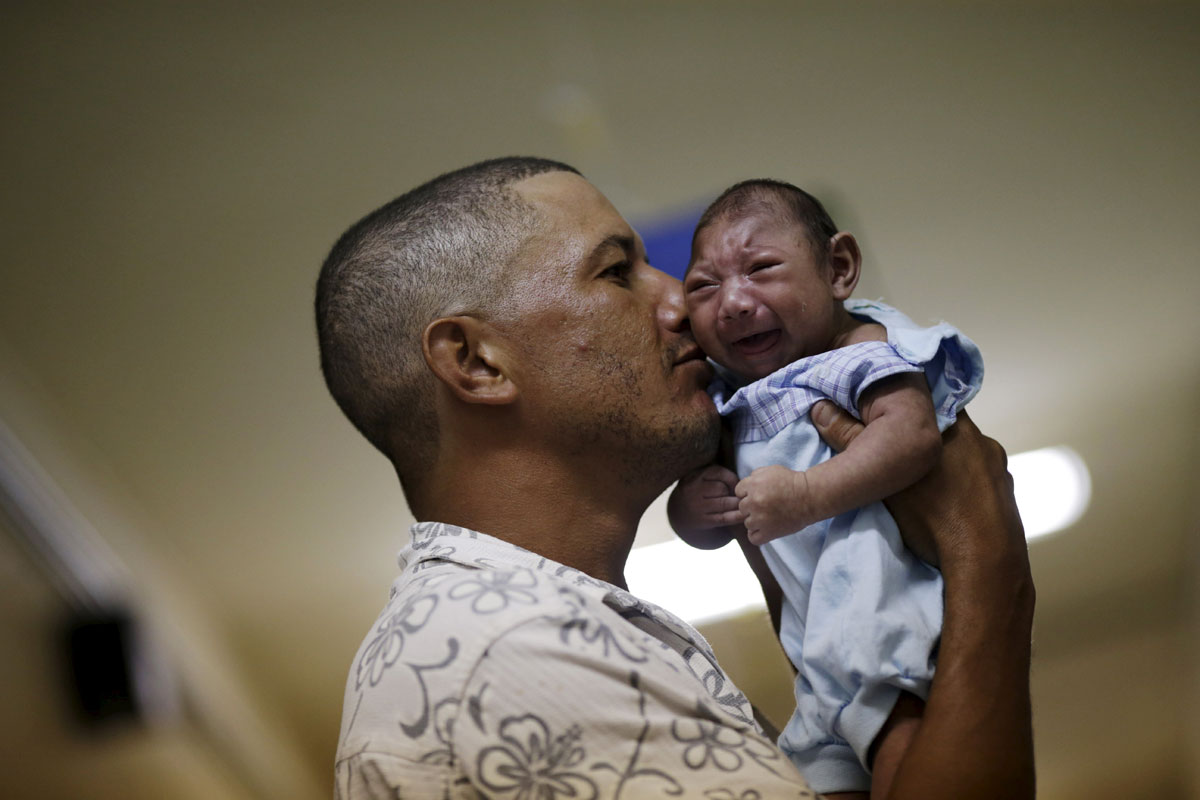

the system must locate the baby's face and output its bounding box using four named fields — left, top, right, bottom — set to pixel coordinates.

left=684, top=212, right=843, bottom=382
